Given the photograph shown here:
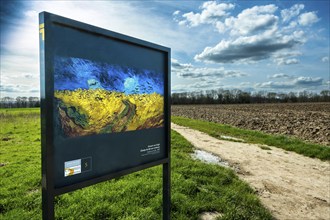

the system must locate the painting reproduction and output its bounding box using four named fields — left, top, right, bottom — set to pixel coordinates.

left=54, top=56, right=164, bottom=138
